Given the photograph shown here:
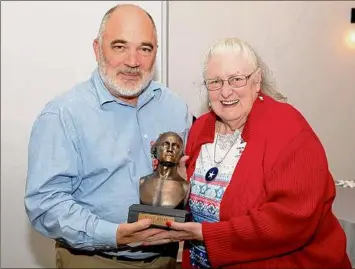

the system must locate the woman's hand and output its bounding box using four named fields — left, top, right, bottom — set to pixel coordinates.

left=142, top=221, right=203, bottom=245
